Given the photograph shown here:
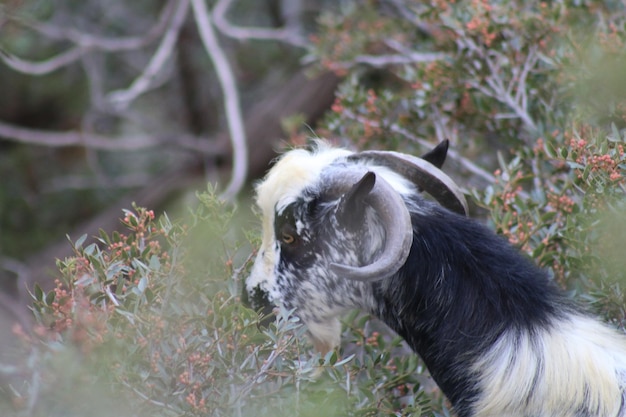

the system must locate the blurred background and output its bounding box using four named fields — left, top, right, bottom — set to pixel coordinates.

left=0, top=0, right=342, bottom=300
